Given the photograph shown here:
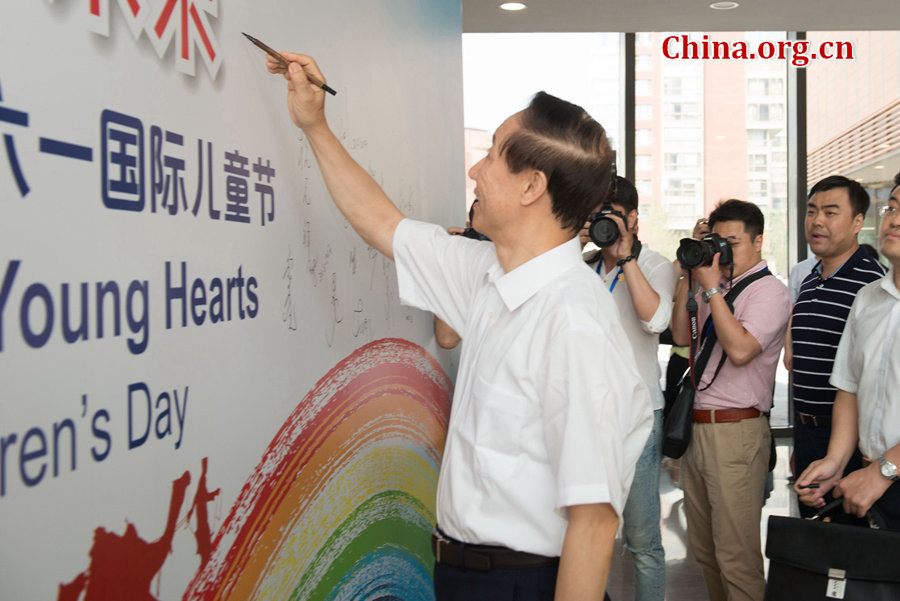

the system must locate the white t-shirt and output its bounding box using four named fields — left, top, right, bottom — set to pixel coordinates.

left=393, top=219, right=652, bottom=557
left=789, top=255, right=819, bottom=303
left=830, top=270, right=900, bottom=459
left=588, top=246, right=677, bottom=410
